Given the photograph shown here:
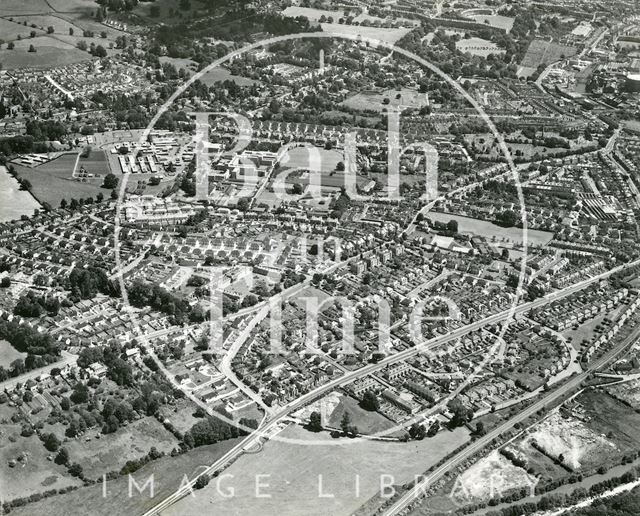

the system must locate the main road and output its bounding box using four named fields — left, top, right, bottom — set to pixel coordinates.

left=142, top=257, right=640, bottom=516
